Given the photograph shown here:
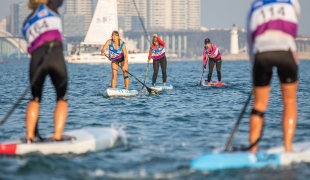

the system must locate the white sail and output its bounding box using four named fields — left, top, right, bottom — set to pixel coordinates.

left=82, top=0, right=118, bottom=45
